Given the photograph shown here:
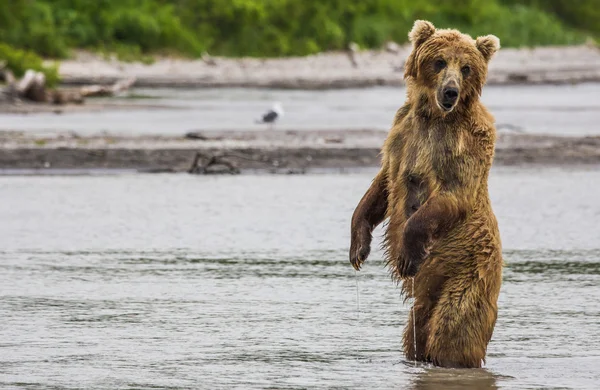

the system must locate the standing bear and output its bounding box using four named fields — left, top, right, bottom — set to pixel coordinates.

left=349, top=20, right=502, bottom=368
